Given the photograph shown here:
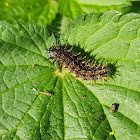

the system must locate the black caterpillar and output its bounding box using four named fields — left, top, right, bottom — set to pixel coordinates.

left=47, top=45, right=109, bottom=81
